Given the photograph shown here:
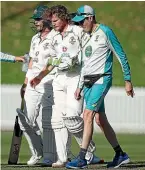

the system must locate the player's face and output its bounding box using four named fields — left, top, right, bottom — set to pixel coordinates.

left=34, top=18, right=44, bottom=32
left=51, top=14, right=67, bottom=32
left=79, top=17, right=93, bottom=33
